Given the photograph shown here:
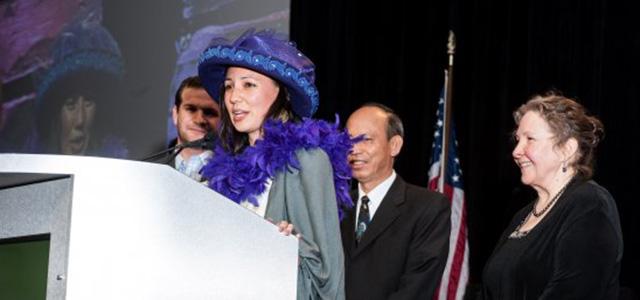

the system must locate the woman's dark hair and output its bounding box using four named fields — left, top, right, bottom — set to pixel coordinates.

left=218, top=78, right=294, bottom=154
left=513, top=92, right=604, bottom=178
